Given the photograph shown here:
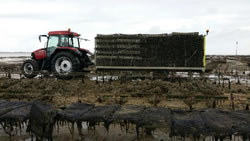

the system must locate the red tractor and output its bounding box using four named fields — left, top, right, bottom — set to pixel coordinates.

left=21, top=29, right=93, bottom=79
